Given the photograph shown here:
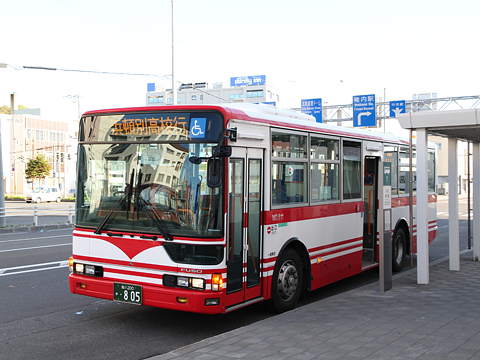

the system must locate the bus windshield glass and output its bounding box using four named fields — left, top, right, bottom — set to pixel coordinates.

left=75, top=111, right=224, bottom=238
